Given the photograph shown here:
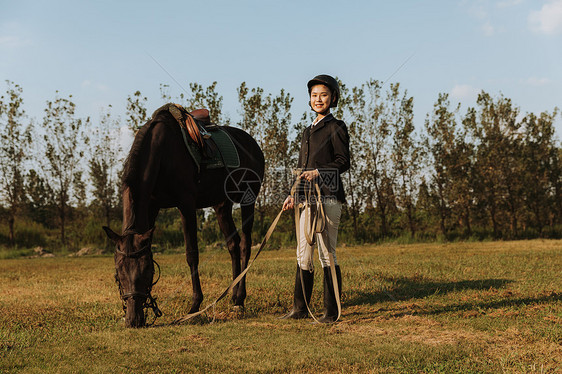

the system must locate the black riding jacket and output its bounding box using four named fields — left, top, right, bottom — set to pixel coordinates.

left=296, top=113, right=350, bottom=203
